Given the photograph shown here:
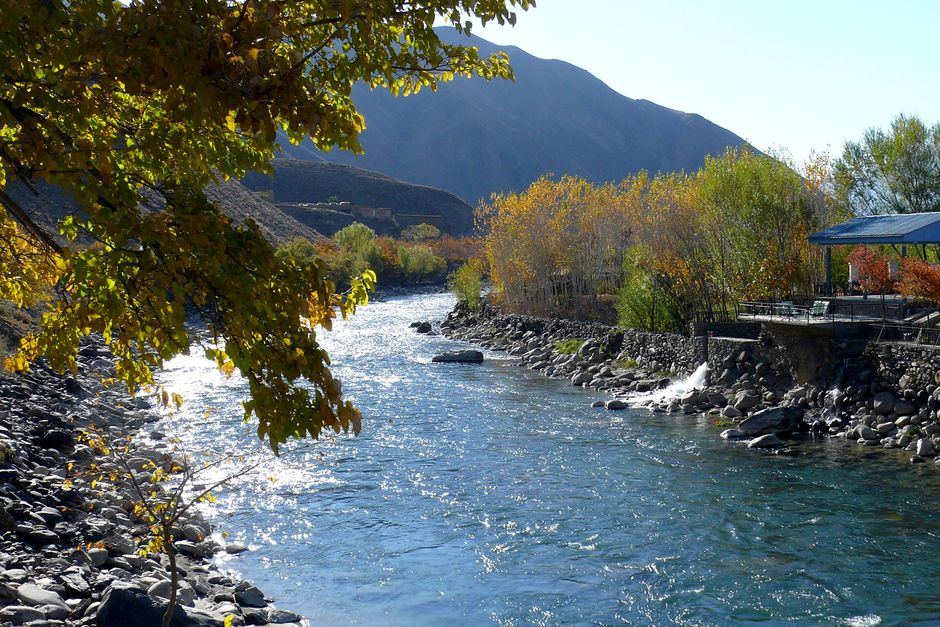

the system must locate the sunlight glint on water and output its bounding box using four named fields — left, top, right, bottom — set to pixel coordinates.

left=155, top=292, right=940, bottom=626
